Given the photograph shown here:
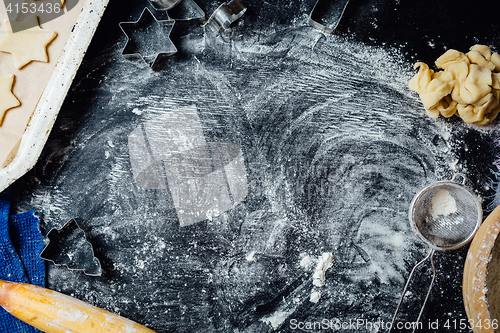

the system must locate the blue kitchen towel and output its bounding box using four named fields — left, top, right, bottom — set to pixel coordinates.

left=0, top=190, right=45, bottom=333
